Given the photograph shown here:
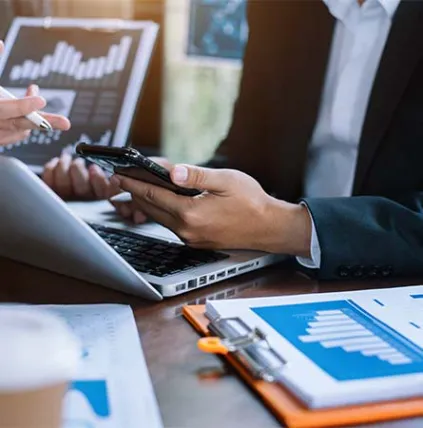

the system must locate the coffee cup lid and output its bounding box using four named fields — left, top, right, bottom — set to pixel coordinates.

left=0, top=306, right=81, bottom=391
